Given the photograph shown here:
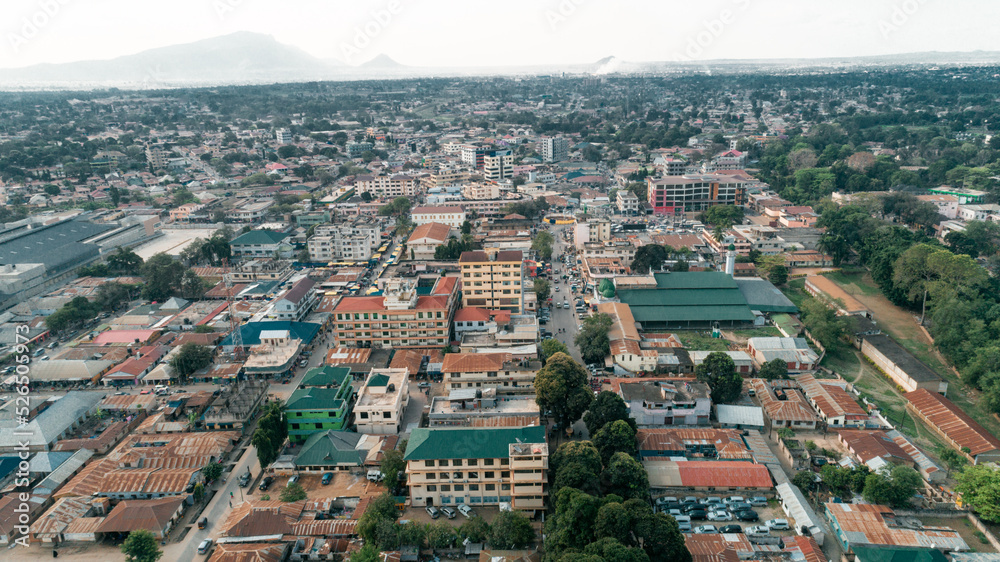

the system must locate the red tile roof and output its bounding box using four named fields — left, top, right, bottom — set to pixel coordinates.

left=676, top=461, right=773, bottom=488
left=442, top=352, right=512, bottom=373
left=407, top=222, right=452, bottom=244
